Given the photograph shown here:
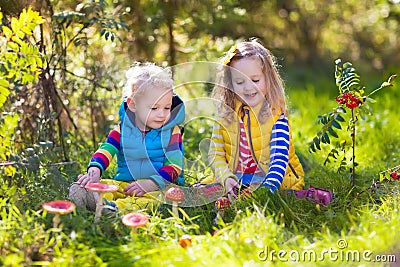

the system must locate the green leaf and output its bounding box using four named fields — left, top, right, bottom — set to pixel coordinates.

left=21, top=26, right=32, bottom=35
left=335, top=114, right=345, bottom=122
left=0, top=93, right=7, bottom=108
left=321, top=133, right=326, bottom=143
left=313, top=137, right=321, bottom=150
left=10, top=17, right=20, bottom=32
left=0, top=86, right=10, bottom=97
left=323, top=132, right=330, bottom=144
left=2, top=26, right=13, bottom=38
left=16, top=30, right=25, bottom=39
left=7, top=41, right=19, bottom=52
left=35, top=56, right=44, bottom=68
left=328, top=127, right=338, bottom=138
left=321, top=116, right=329, bottom=124
left=331, top=120, right=342, bottom=129
left=11, top=35, right=24, bottom=46
left=309, top=142, right=316, bottom=153
left=331, top=149, right=338, bottom=159
left=0, top=78, right=9, bottom=88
